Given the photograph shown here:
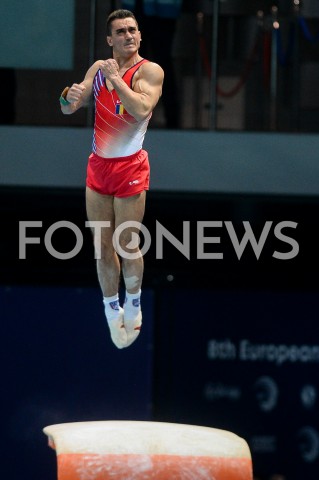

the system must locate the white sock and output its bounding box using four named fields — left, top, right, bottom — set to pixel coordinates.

left=124, top=290, right=142, bottom=346
left=103, top=295, right=127, bottom=349
left=103, top=294, right=120, bottom=321
left=124, top=290, right=141, bottom=319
